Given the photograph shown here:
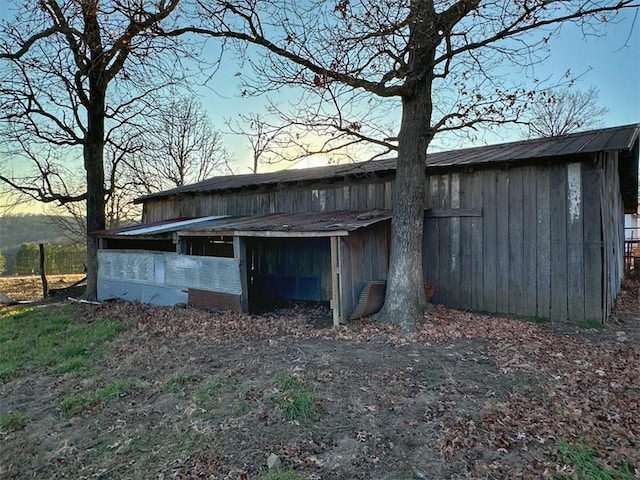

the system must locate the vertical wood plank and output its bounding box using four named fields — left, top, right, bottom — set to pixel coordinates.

left=550, top=164, right=568, bottom=321
left=437, top=175, right=451, bottom=304
left=535, top=168, right=551, bottom=319
left=471, top=172, right=484, bottom=311
left=233, top=237, right=249, bottom=313
left=522, top=167, right=538, bottom=316
left=424, top=176, right=440, bottom=300
left=495, top=170, right=510, bottom=314
left=330, top=236, right=341, bottom=326
left=582, top=159, right=603, bottom=322
left=508, top=168, right=524, bottom=315
left=566, top=163, right=585, bottom=322
left=482, top=170, right=498, bottom=312
left=449, top=174, right=462, bottom=307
